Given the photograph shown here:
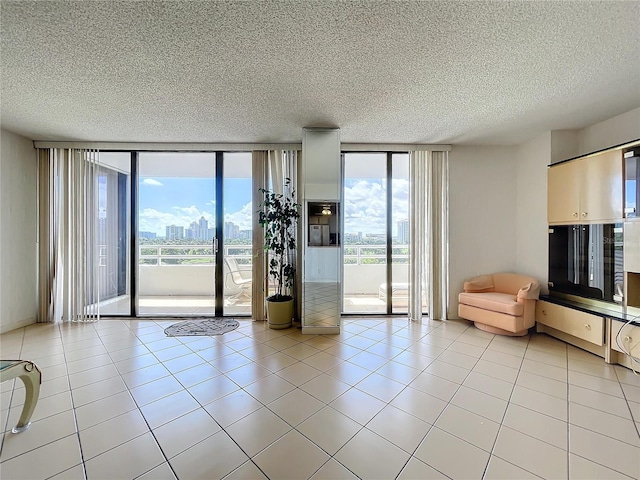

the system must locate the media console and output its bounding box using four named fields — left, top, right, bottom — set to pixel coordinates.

left=543, top=141, right=640, bottom=371
left=536, top=295, right=640, bottom=370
